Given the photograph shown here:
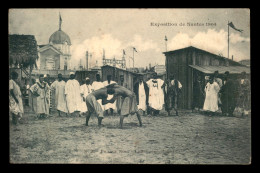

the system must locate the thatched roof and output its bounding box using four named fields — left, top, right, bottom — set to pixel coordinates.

left=9, top=34, right=39, bottom=68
